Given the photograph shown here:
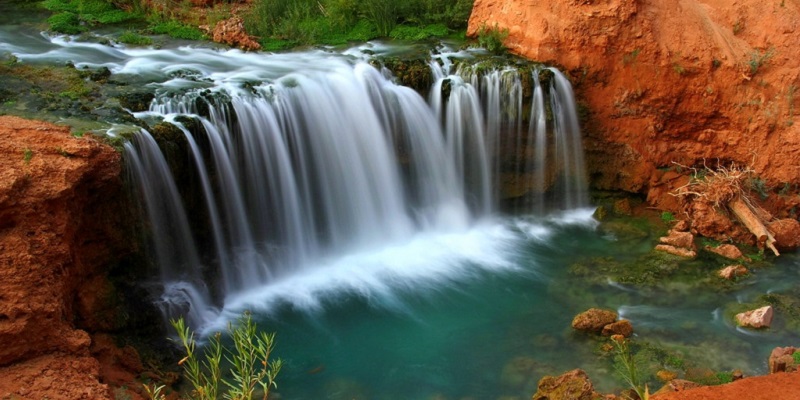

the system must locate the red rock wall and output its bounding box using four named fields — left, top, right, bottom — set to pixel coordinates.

left=0, top=116, right=133, bottom=398
left=468, top=0, right=800, bottom=210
